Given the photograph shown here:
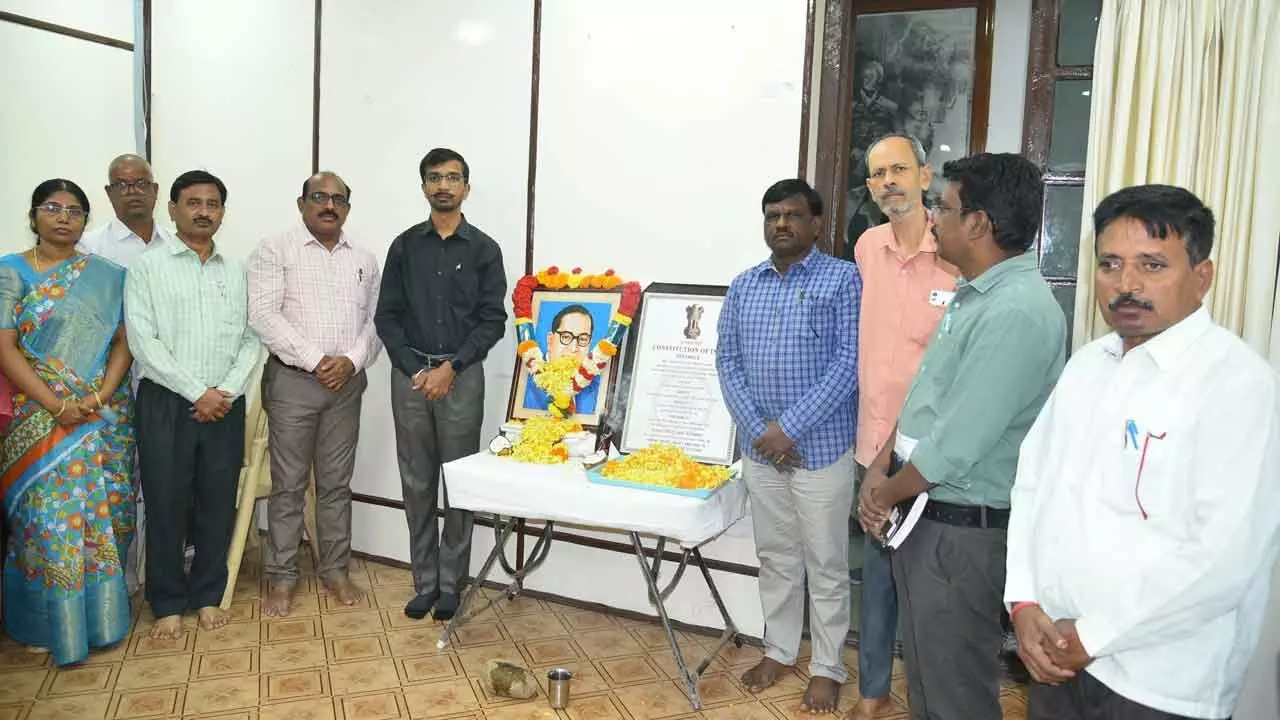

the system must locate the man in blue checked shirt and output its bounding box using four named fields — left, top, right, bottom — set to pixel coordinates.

left=717, top=178, right=861, bottom=713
